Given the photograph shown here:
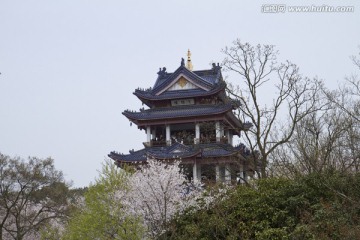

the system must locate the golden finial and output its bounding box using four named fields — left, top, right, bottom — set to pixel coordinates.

left=186, top=49, right=193, bottom=71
